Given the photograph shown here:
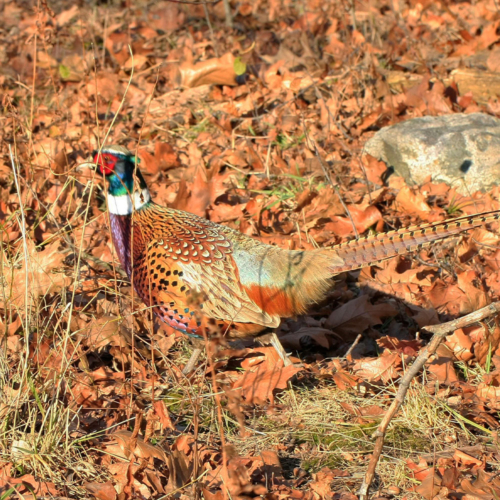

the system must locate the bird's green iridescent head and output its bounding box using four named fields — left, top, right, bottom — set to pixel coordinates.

left=93, top=145, right=147, bottom=196
left=93, top=145, right=151, bottom=215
